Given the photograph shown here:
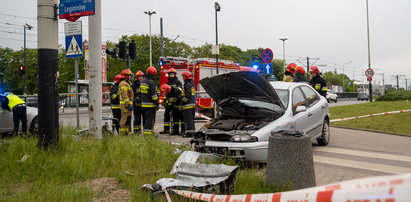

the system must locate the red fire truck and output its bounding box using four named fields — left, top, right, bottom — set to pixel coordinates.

left=159, top=56, right=255, bottom=116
